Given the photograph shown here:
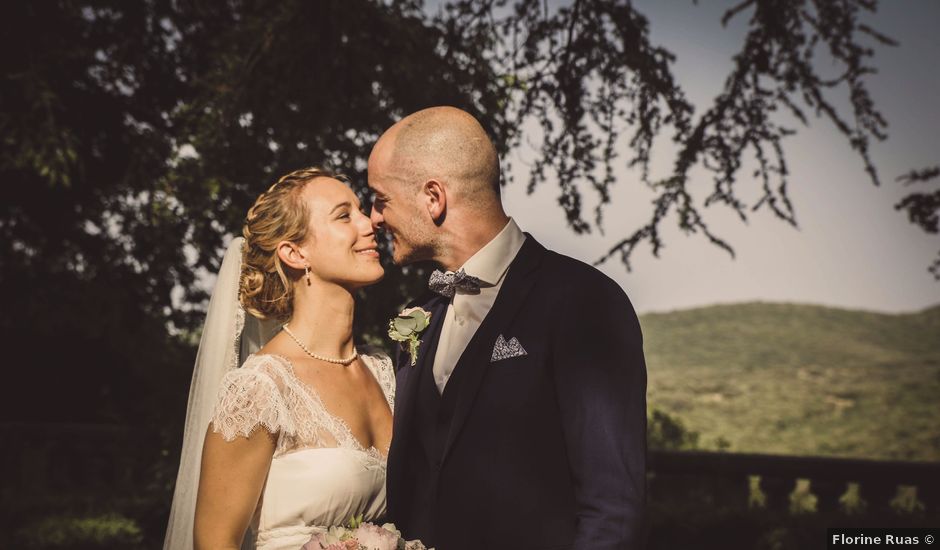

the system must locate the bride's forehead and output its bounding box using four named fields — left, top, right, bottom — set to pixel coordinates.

left=300, top=177, right=357, bottom=209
